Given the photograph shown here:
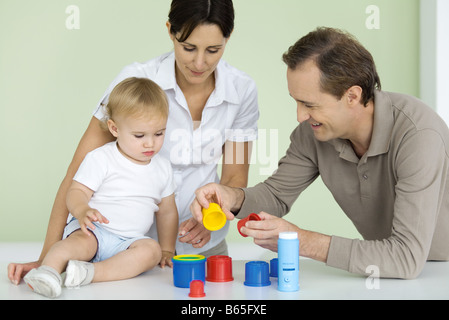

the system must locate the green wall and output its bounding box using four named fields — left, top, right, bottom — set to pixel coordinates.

left=0, top=0, right=419, bottom=243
